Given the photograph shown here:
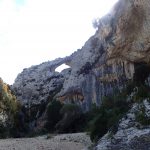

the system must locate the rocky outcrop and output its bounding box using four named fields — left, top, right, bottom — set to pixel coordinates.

left=95, top=99, right=150, bottom=150
left=12, top=57, right=72, bottom=105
